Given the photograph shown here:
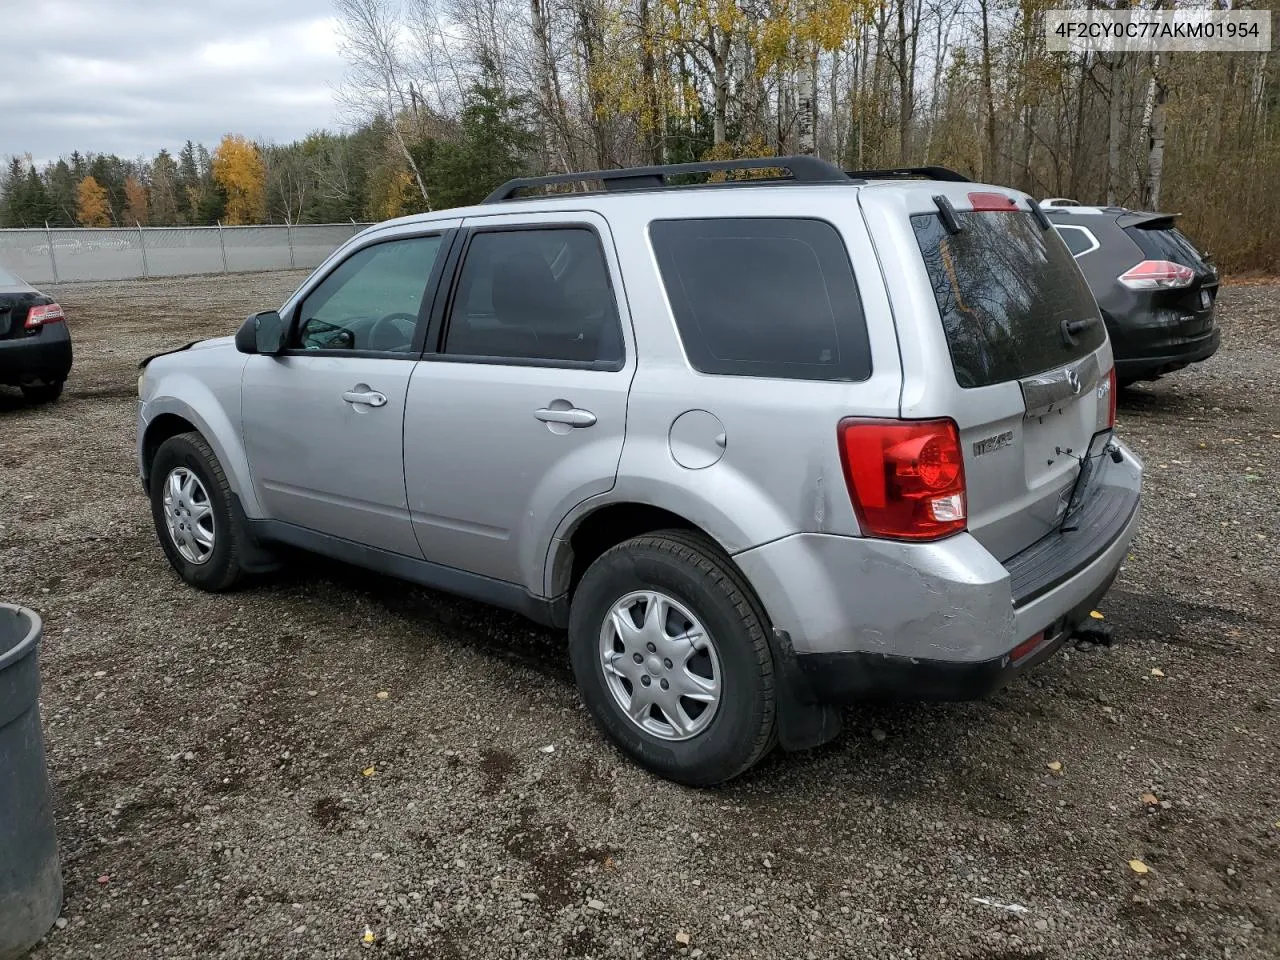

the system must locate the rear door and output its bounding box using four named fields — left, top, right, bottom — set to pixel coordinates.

left=862, top=184, right=1112, bottom=561
left=402, top=211, right=633, bottom=592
